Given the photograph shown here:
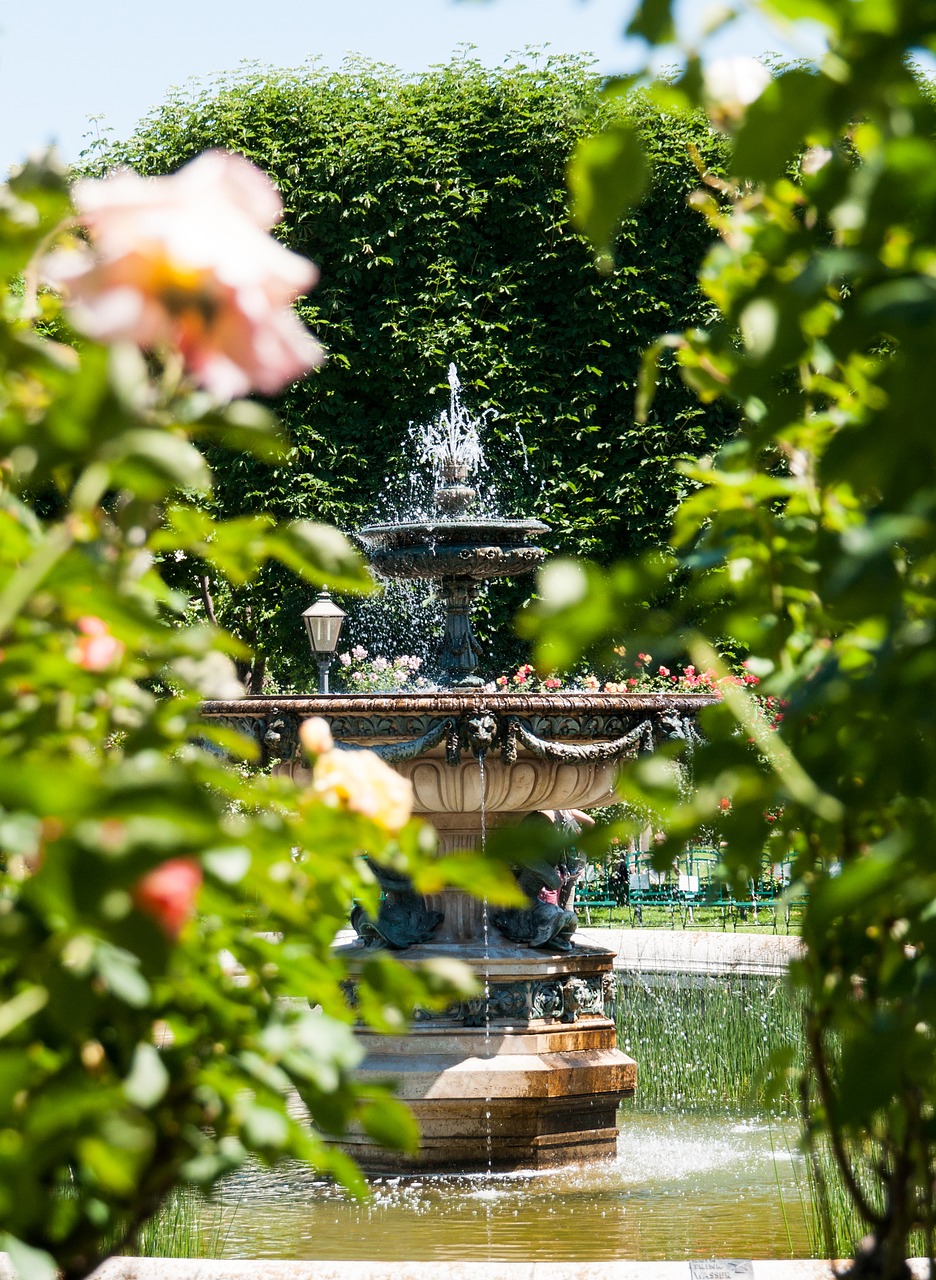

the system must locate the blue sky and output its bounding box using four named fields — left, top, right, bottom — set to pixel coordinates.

left=1, top=0, right=826, bottom=174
